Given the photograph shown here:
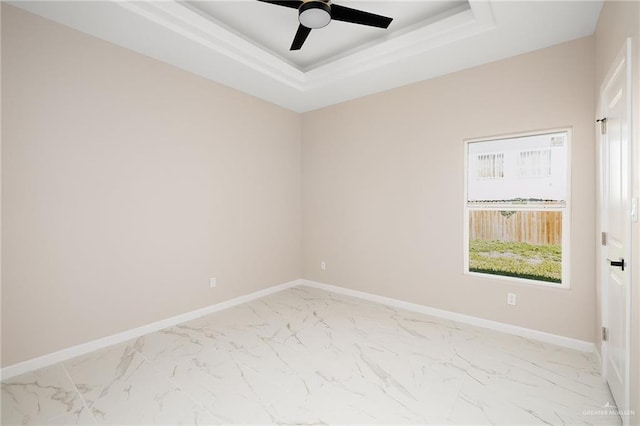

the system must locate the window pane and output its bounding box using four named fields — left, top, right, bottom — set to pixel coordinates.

left=468, top=132, right=567, bottom=204
left=466, top=131, right=569, bottom=286
left=468, top=210, right=562, bottom=283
